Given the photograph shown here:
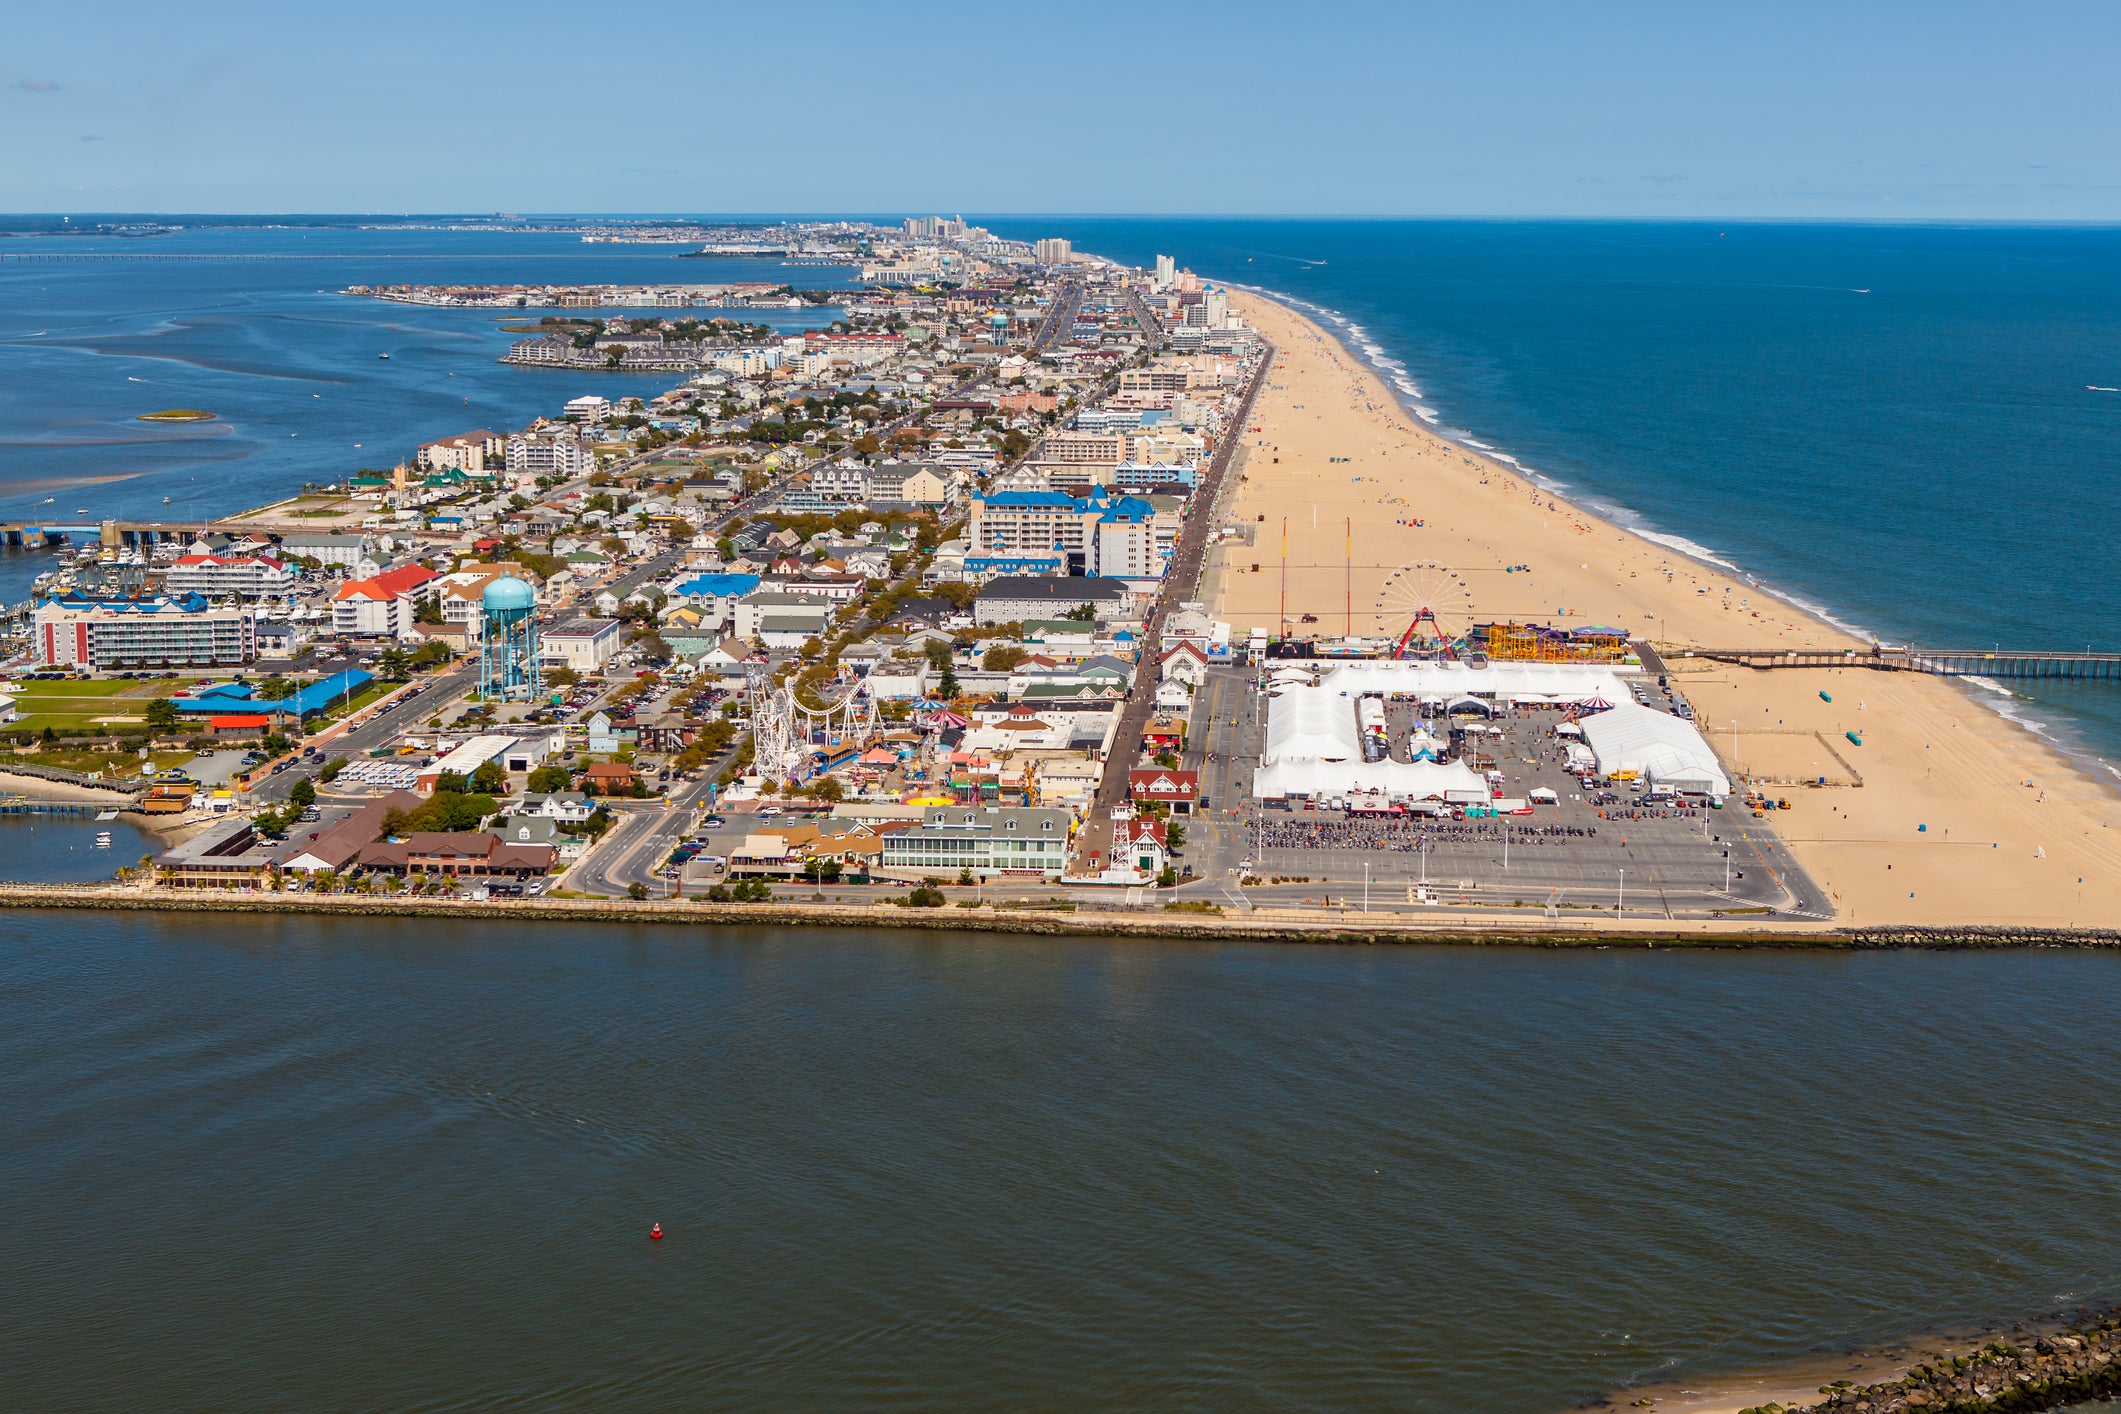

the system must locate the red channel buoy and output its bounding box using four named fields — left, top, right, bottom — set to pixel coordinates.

left=650, top=1223, right=663, bottom=1240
